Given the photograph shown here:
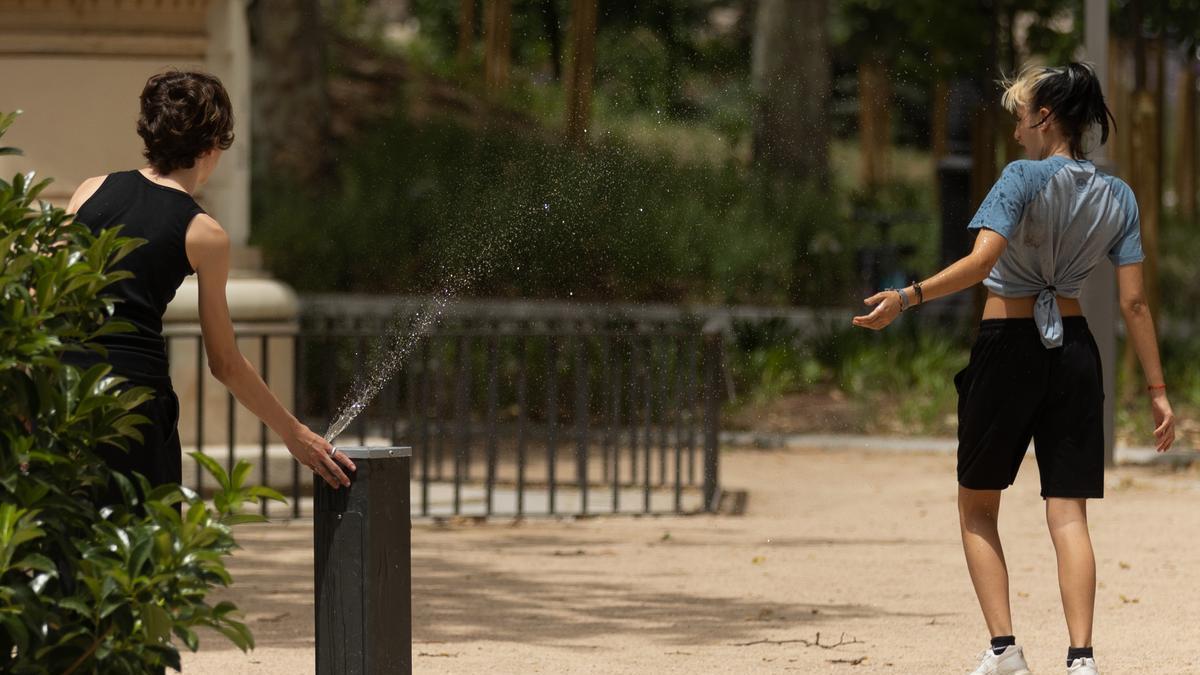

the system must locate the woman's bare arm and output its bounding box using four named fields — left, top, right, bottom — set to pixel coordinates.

left=186, top=213, right=356, bottom=486
left=1116, top=262, right=1175, bottom=452
left=852, top=229, right=1008, bottom=330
